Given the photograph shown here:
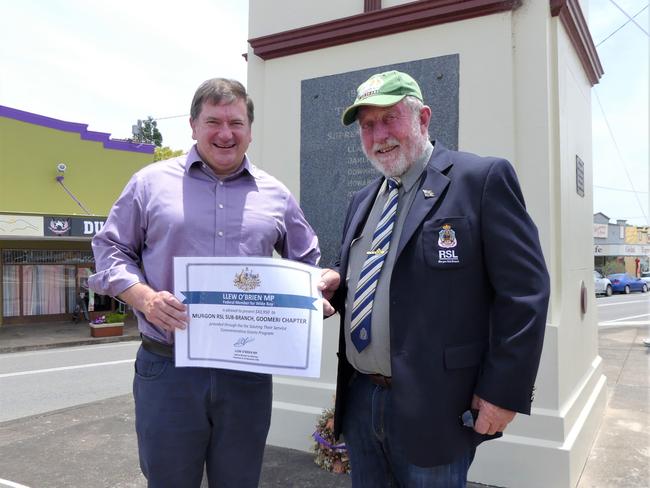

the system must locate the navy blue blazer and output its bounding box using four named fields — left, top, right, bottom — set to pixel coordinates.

left=332, top=142, right=550, bottom=467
